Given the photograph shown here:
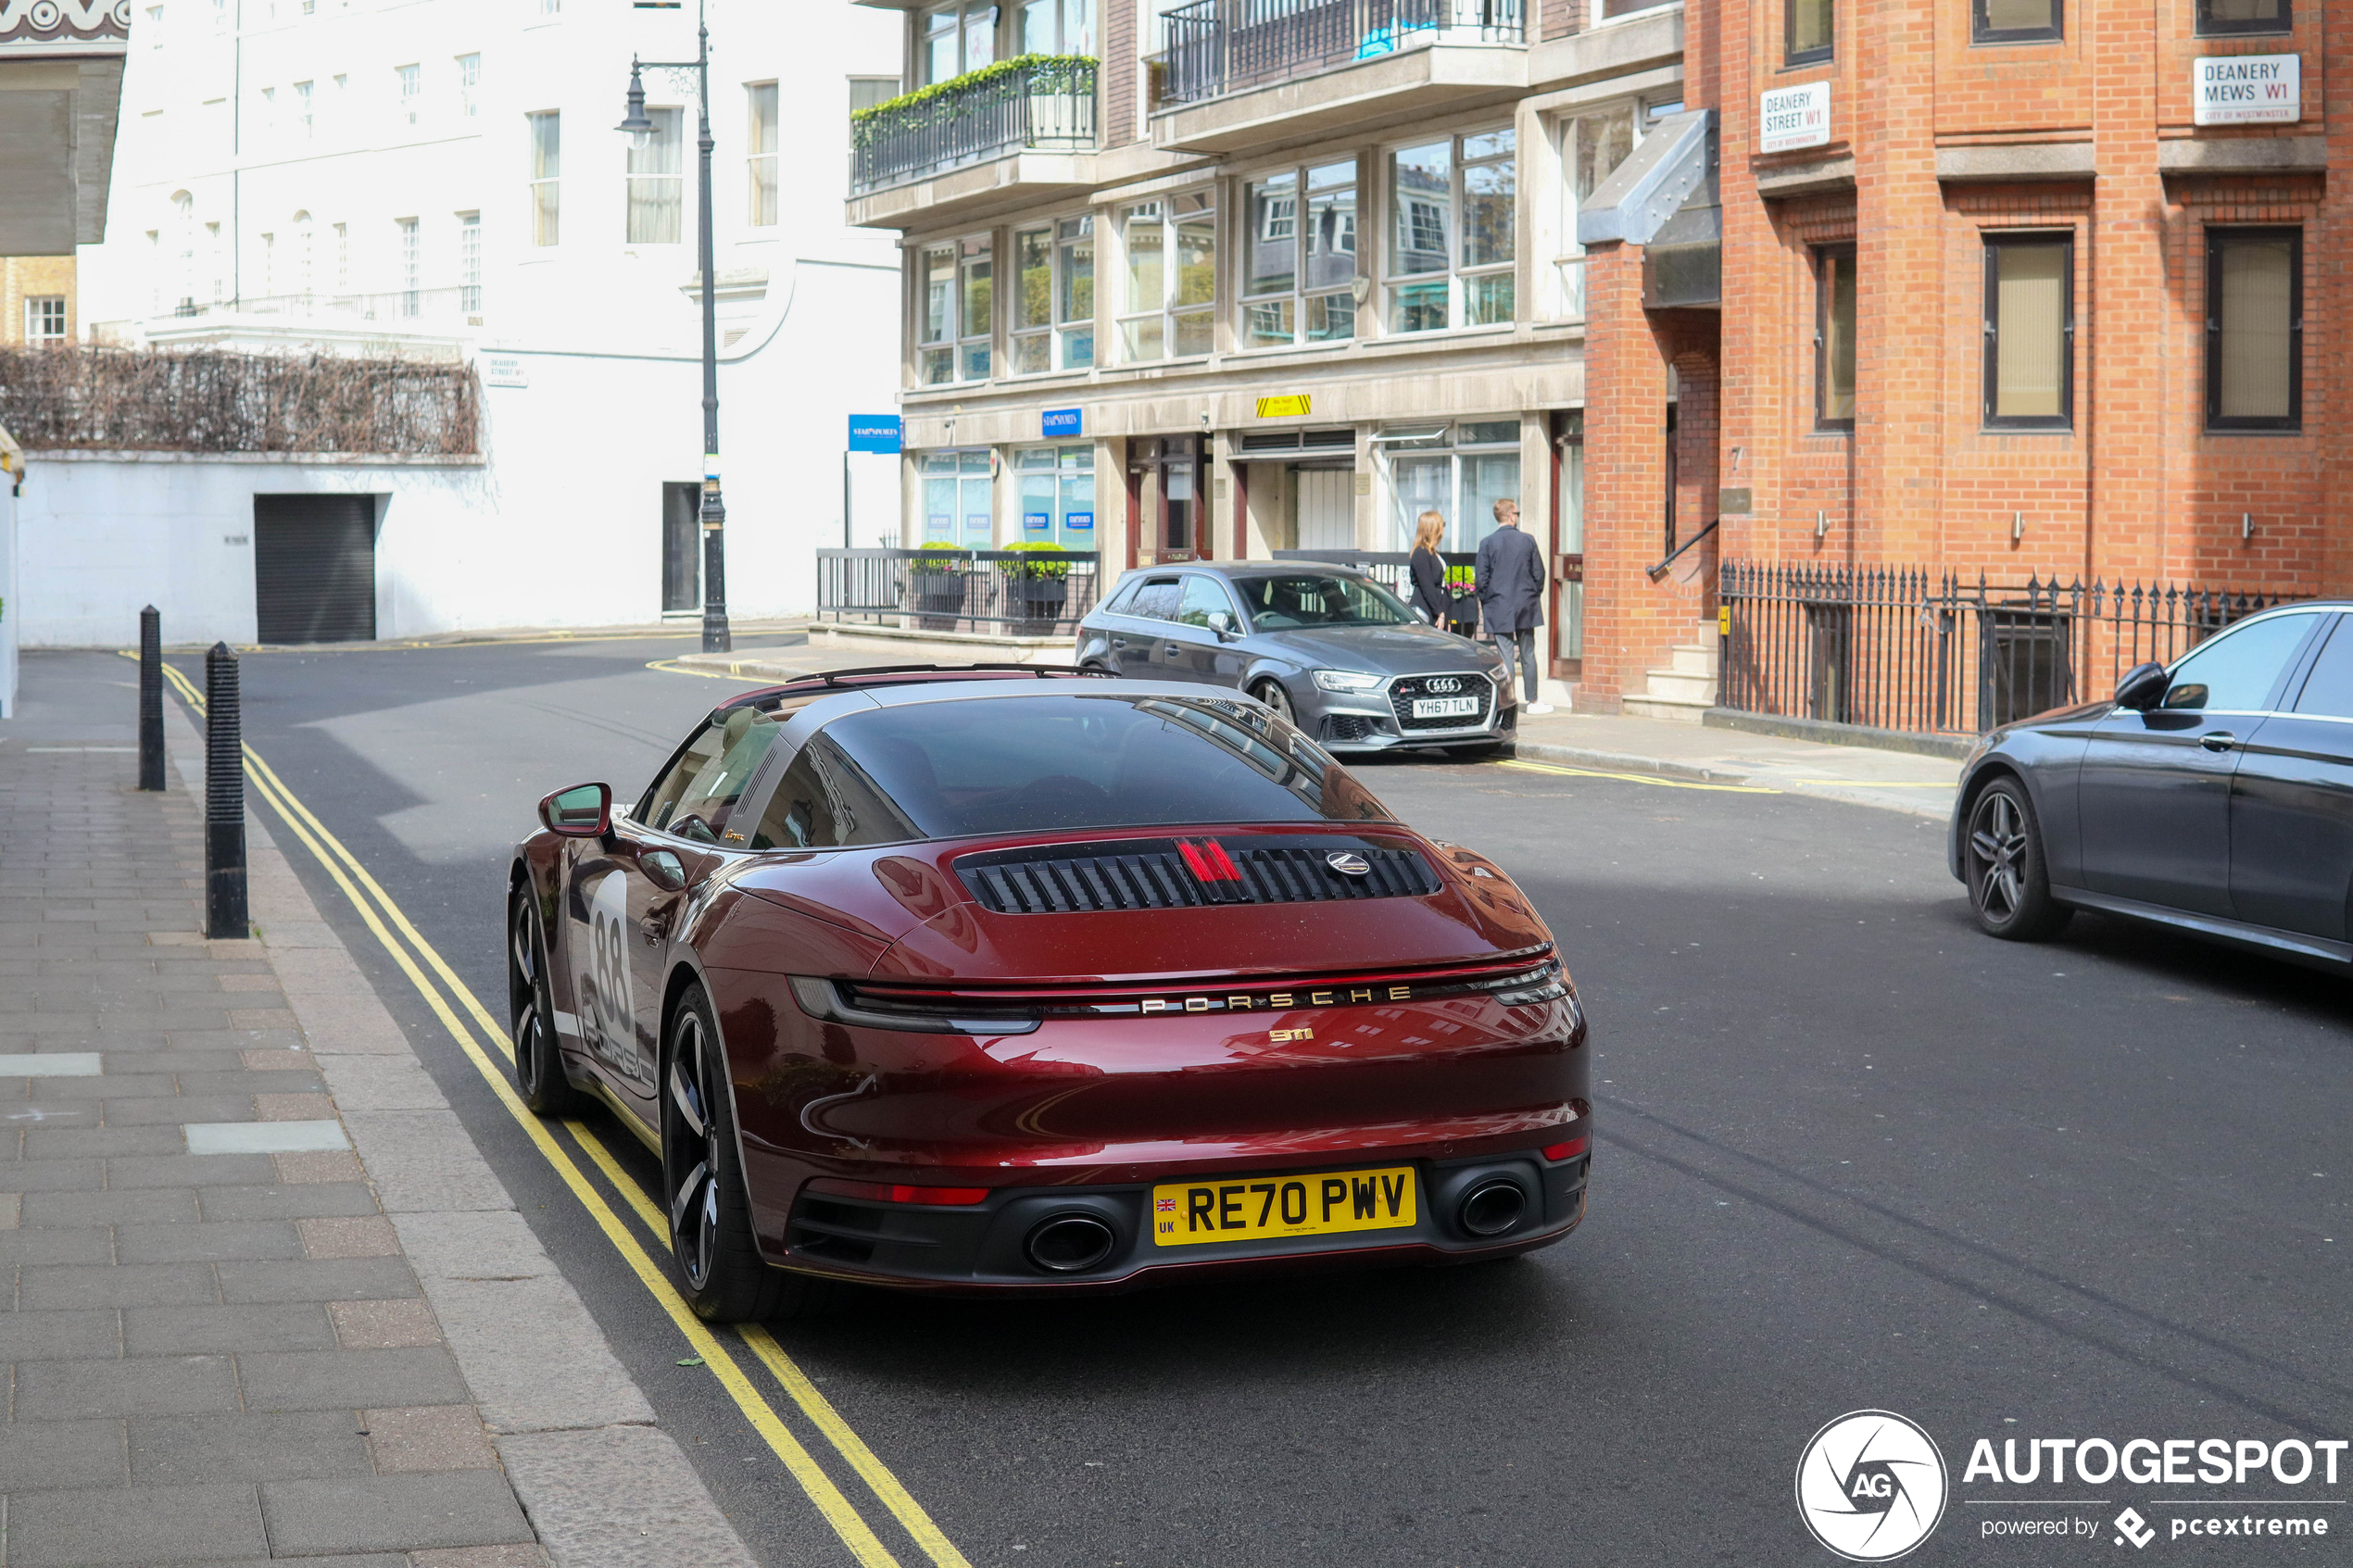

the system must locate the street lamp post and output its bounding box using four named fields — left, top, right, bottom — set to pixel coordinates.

left=619, top=0, right=729, bottom=654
